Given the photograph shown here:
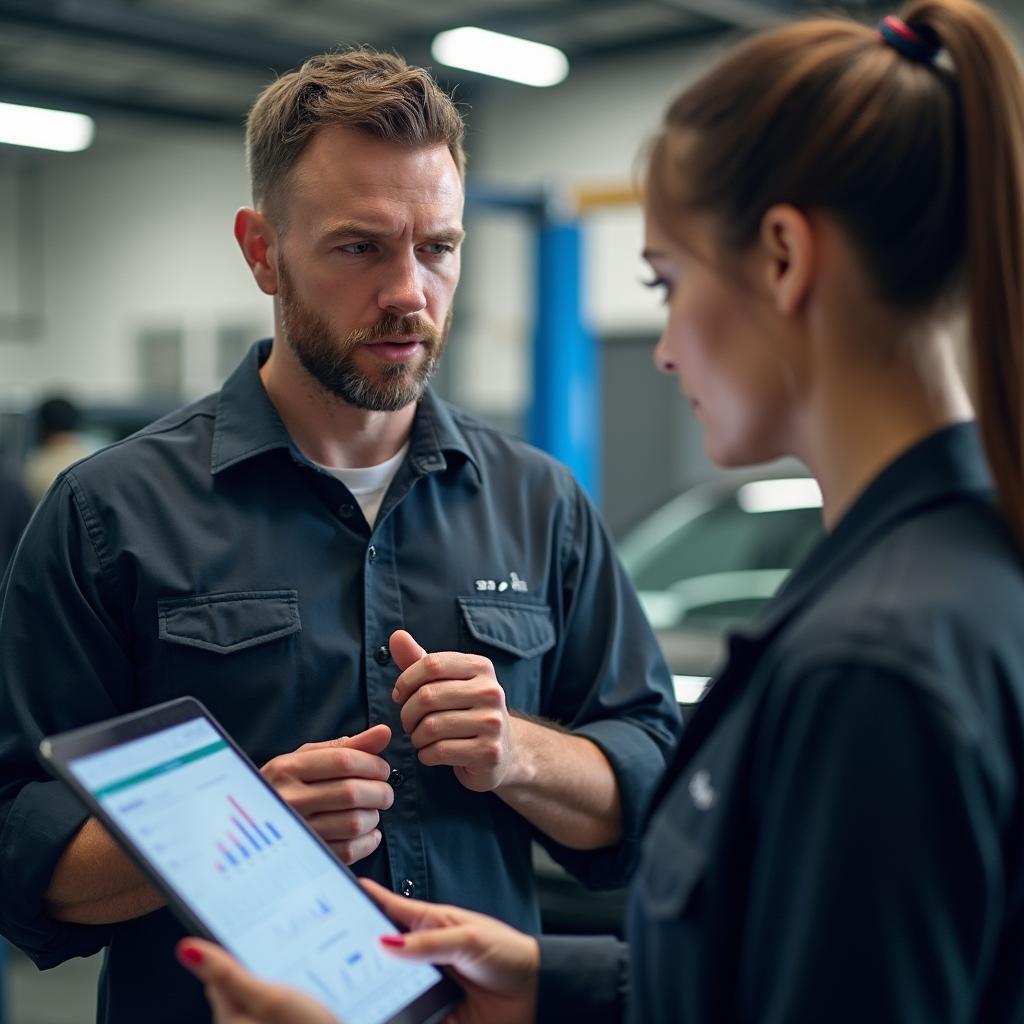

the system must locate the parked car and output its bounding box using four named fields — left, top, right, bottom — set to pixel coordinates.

left=619, top=471, right=824, bottom=702
left=535, top=471, right=824, bottom=934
